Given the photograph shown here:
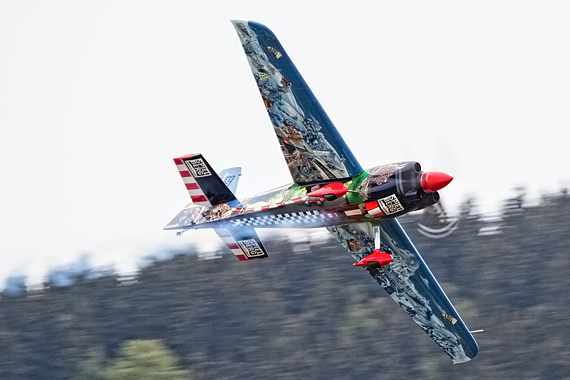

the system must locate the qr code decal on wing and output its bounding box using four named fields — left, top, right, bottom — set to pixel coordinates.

left=237, top=239, right=265, bottom=258
left=378, top=194, right=404, bottom=215
left=185, top=158, right=211, bottom=178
